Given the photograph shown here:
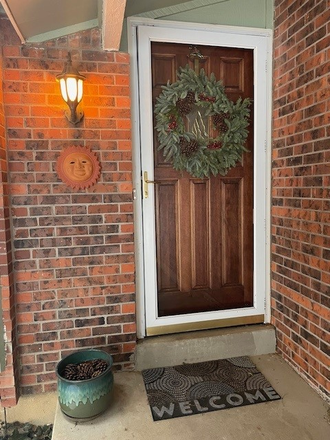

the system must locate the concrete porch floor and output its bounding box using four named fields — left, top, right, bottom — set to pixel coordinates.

left=1, top=353, right=329, bottom=439
left=49, top=353, right=329, bottom=440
